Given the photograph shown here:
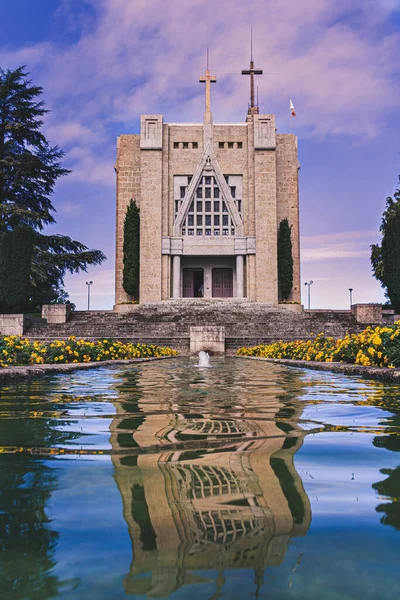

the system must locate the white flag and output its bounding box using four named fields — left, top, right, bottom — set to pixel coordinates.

left=290, top=99, right=296, bottom=117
